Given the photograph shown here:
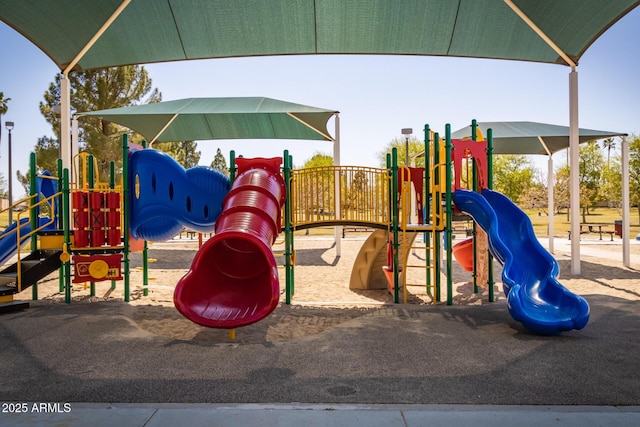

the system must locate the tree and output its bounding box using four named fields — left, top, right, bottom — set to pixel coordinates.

left=601, top=137, right=619, bottom=207
left=491, top=154, right=536, bottom=203
left=302, top=152, right=333, bottom=169
left=0, top=173, right=6, bottom=198
left=300, top=153, right=334, bottom=224
left=602, top=138, right=616, bottom=169
left=517, top=182, right=547, bottom=213
left=602, top=153, right=622, bottom=209
left=376, top=136, right=425, bottom=168
left=39, top=66, right=161, bottom=180
left=554, top=164, right=570, bottom=218
left=210, top=148, right=229, bottom=176
left=0, top=91, right=10, bottom=153
left=16, top=136, right=60, bottom=194
left=154, top=140, right=201, bottom=169
left=348, top=169, right=369, bottom=211
left=578, top=141, right=604, bottom=221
